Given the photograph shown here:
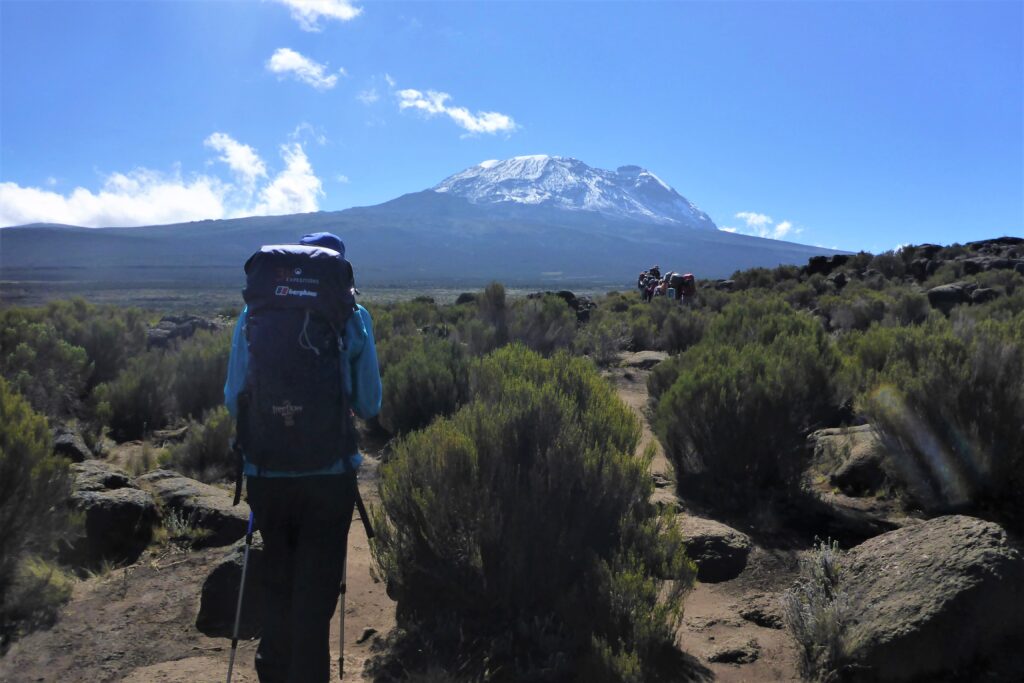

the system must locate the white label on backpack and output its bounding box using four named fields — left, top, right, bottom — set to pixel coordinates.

left=272, top=401, right=303, bottom=426
left=274, top=286, right=318, bottom=298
